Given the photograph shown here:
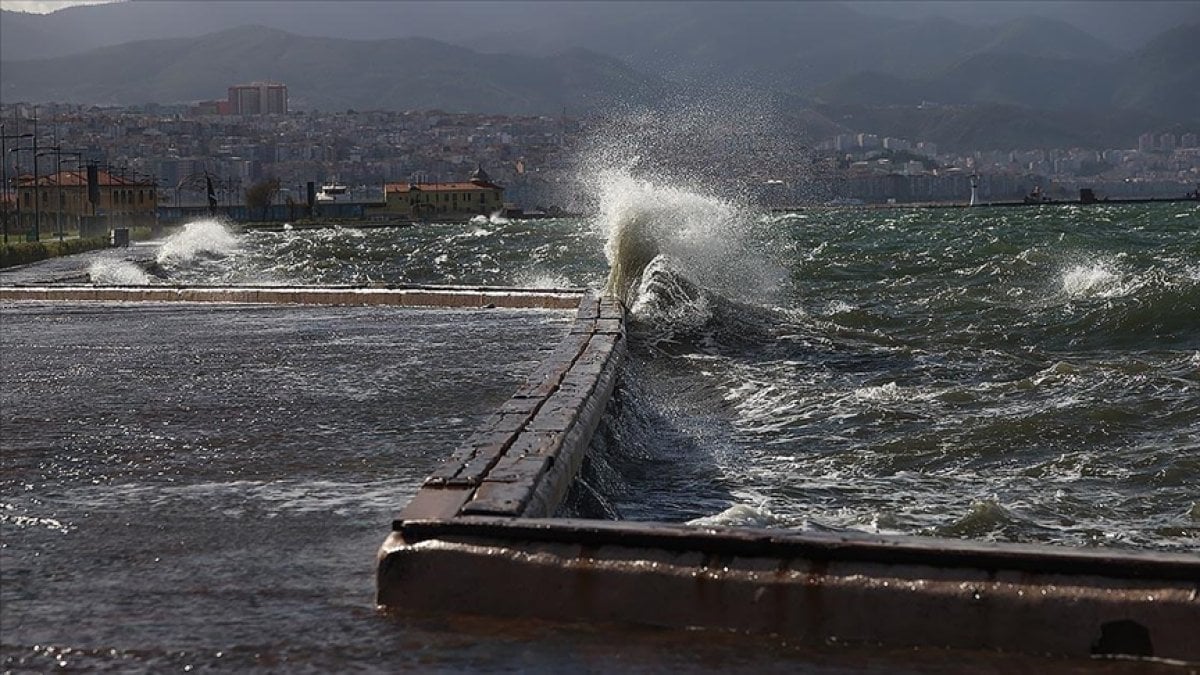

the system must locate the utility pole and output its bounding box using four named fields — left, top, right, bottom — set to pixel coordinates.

left=53, top=124, right=61, bottom=240
left=1, top=124, right=33, bottom=244
left=38, top=146, right=83, bottom=240
left=31, top=106, right=40, bottom=241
